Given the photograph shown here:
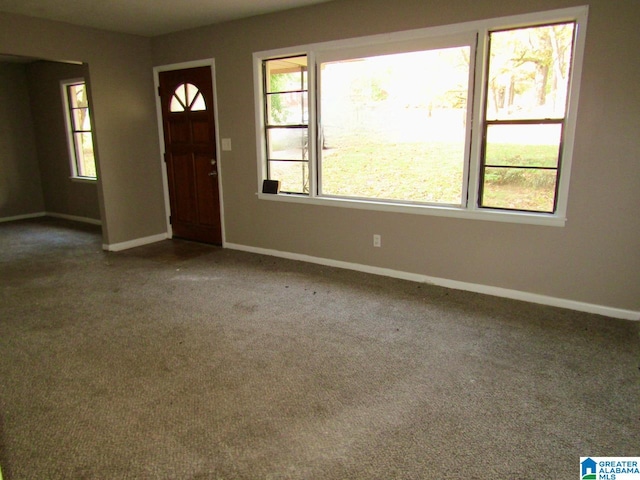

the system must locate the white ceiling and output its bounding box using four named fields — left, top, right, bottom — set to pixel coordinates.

left=0, top=0, right=334, bottom=37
